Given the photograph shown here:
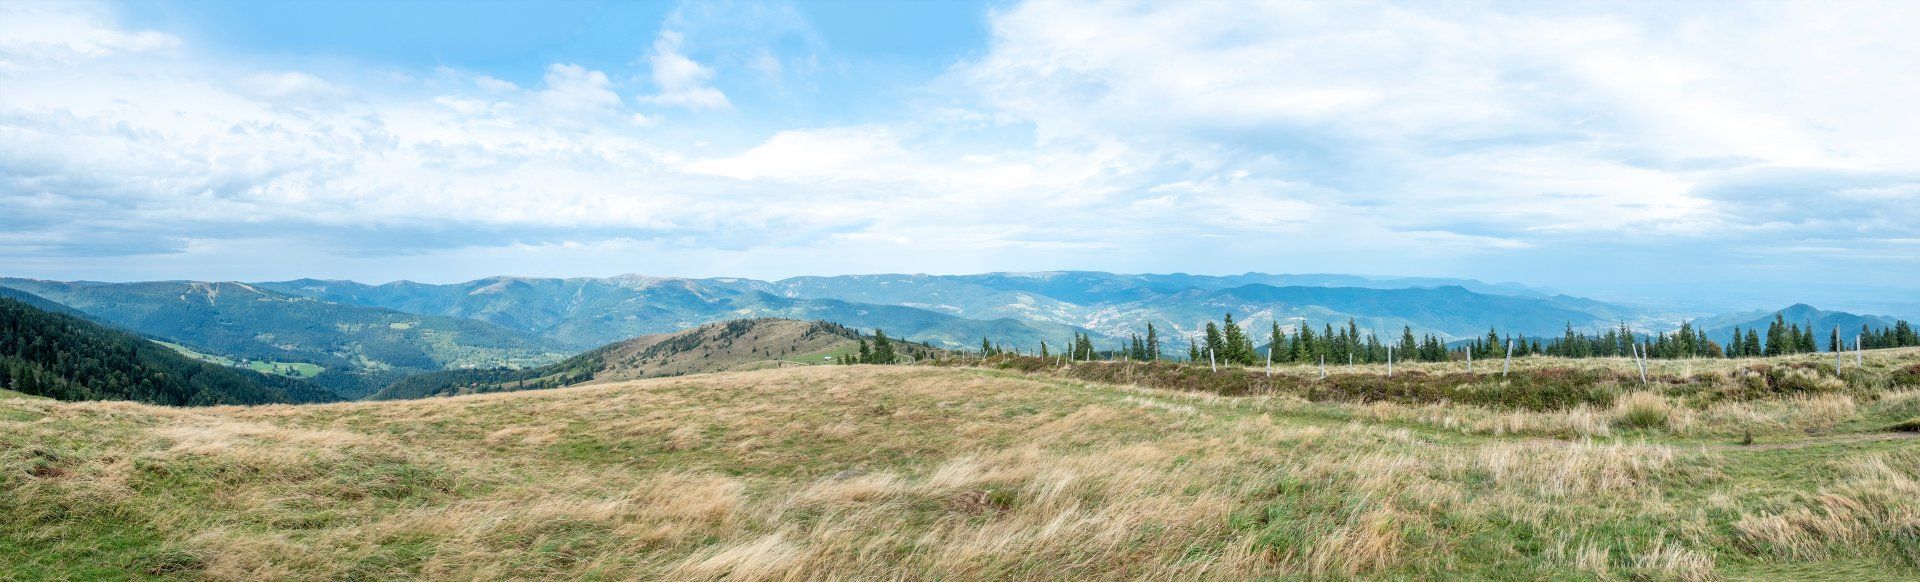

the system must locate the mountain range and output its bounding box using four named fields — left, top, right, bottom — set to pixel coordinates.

left=254, top=272, right=1634, bottom=347
left=5, top=271, right=1904, bottom=400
